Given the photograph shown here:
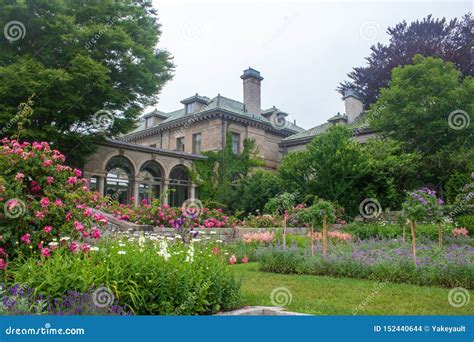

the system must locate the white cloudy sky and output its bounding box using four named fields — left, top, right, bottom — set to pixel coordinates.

left=151, top=0, right=471, bottom=129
